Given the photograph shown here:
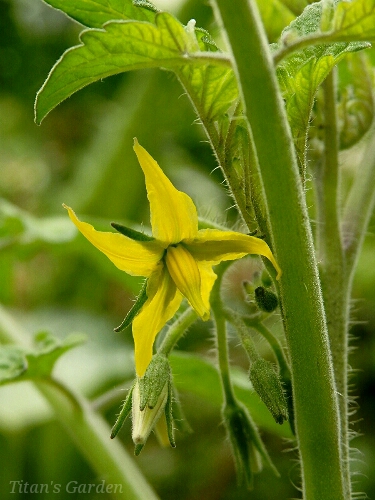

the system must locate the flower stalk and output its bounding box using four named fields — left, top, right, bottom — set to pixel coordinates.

left=0, top=305, right=159, bottom=500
